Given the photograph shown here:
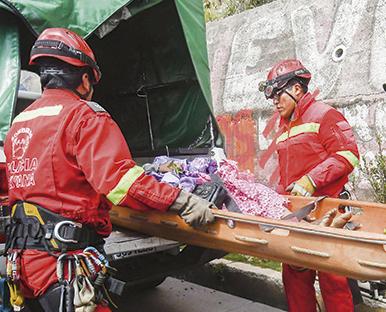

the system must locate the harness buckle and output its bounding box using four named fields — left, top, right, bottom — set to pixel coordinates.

left=53, top=220, right=82, bottom=244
